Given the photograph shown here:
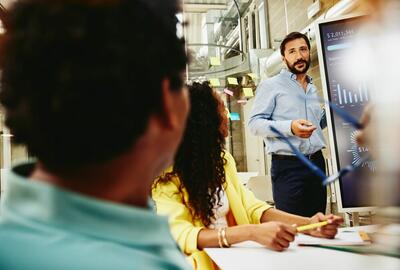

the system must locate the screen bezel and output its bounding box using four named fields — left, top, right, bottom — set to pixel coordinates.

left=314, top=14, right=376, bottom=213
